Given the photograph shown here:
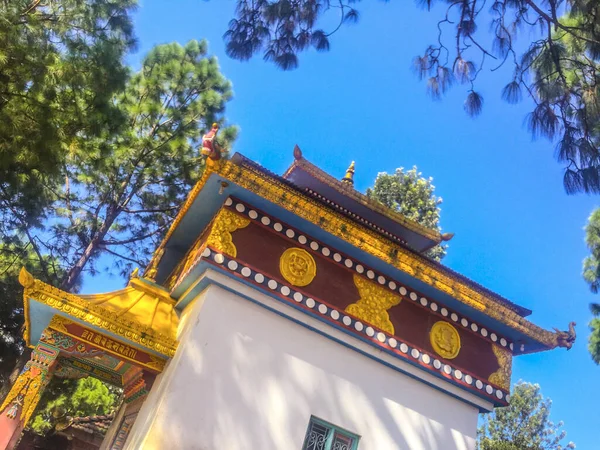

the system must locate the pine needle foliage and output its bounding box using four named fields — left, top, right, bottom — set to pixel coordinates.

left=0, top=0, right=135, bottom=391
left=582, top=207, right=600, bottom=364
left=51, top=40, right=237, bottom=291
left=366, top=166, right=446, bottom=261
left=0, top=0, right=136, bottom=225
left=220, top=0, right=600, bottom=194
left=477, top=382, right=575, bottom=450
